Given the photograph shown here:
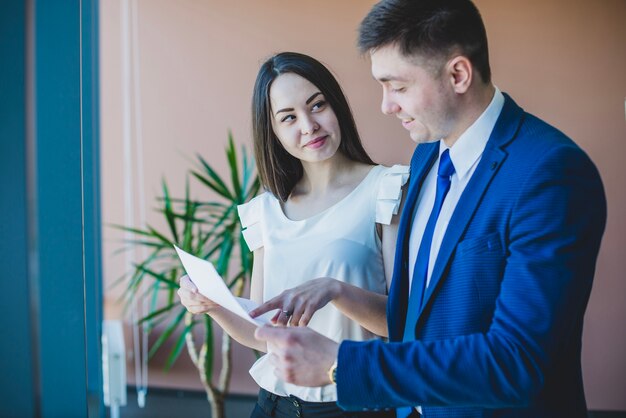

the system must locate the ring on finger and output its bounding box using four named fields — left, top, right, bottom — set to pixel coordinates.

left=282, top=309, right=293, bottom=317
